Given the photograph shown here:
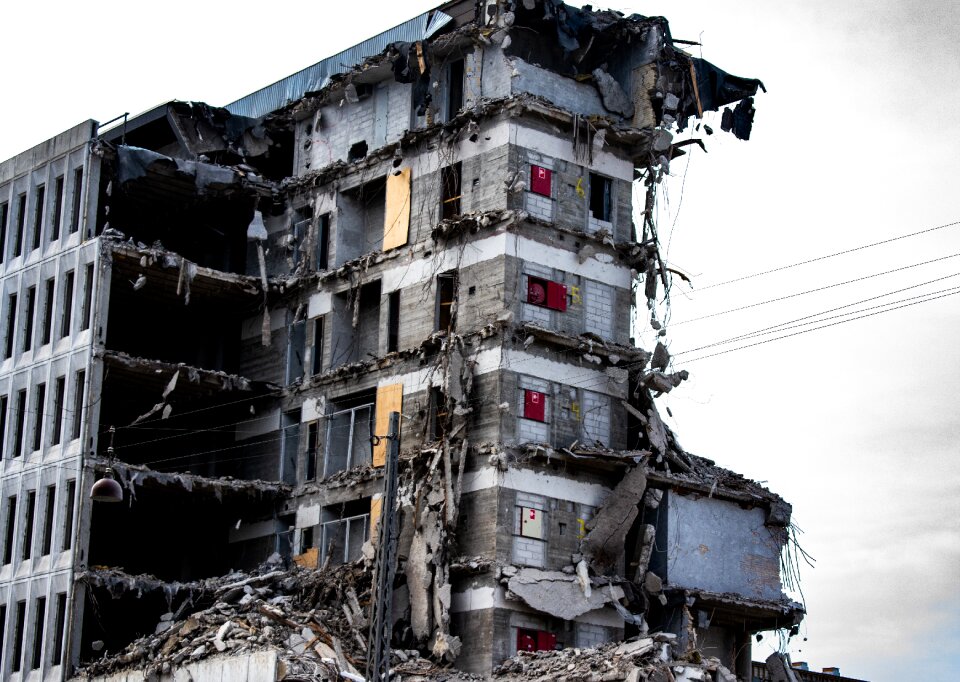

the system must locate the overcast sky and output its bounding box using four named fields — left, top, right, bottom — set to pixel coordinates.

left=3, top=1, right=958, bottom=680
